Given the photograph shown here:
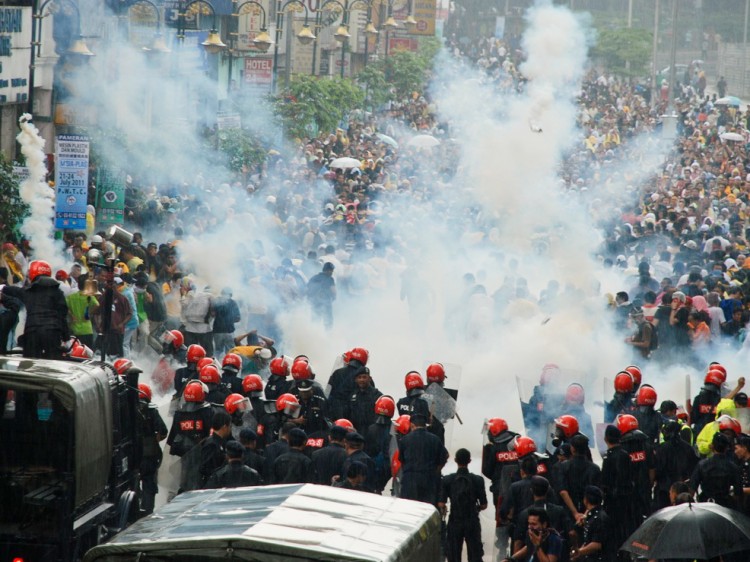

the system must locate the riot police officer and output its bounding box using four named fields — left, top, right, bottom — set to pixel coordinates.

left=265, top=355, right=293, bottom=400
left=327, top=347, right=369, bottom=420
left=173, top=344, right=206, bottom=396
left=346, top=367, right=383, bottom=434
left=616, top=414, right=655, bottom=523
left=137, top=383, right=167, bottom=515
